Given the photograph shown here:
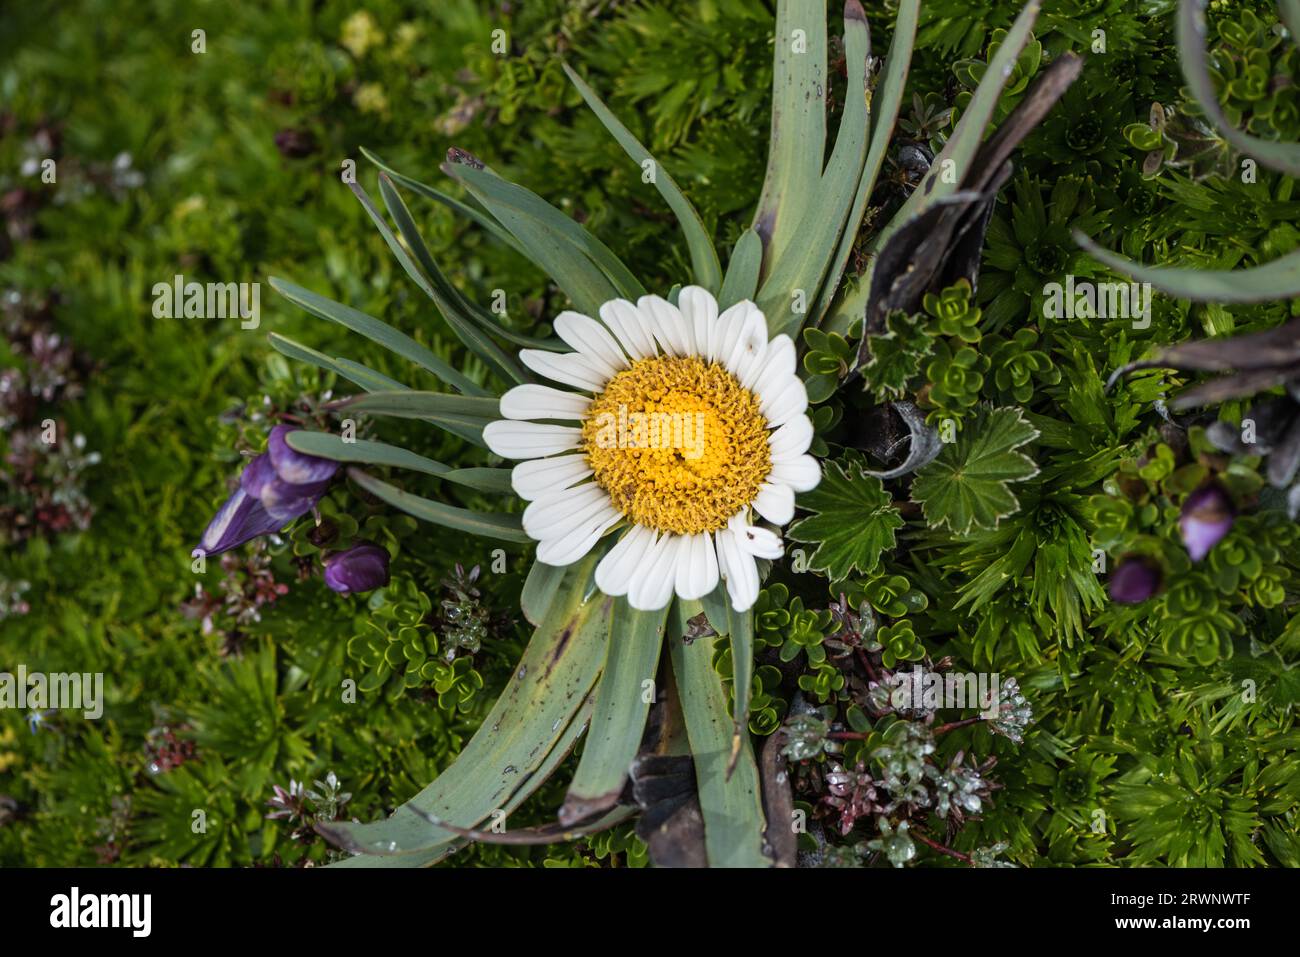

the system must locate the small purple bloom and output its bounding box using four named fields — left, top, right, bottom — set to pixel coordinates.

left=1109, top=556, right=1161, bottom=605
left=323, top=542, right=391, bottom=594
left=198, top=427, right=339, bottom=556
left=1179, top=483, right=1235, bottom=562
left=198, top=486, right=283, bottom=555
left=268, top=425, right=339, bottom=485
